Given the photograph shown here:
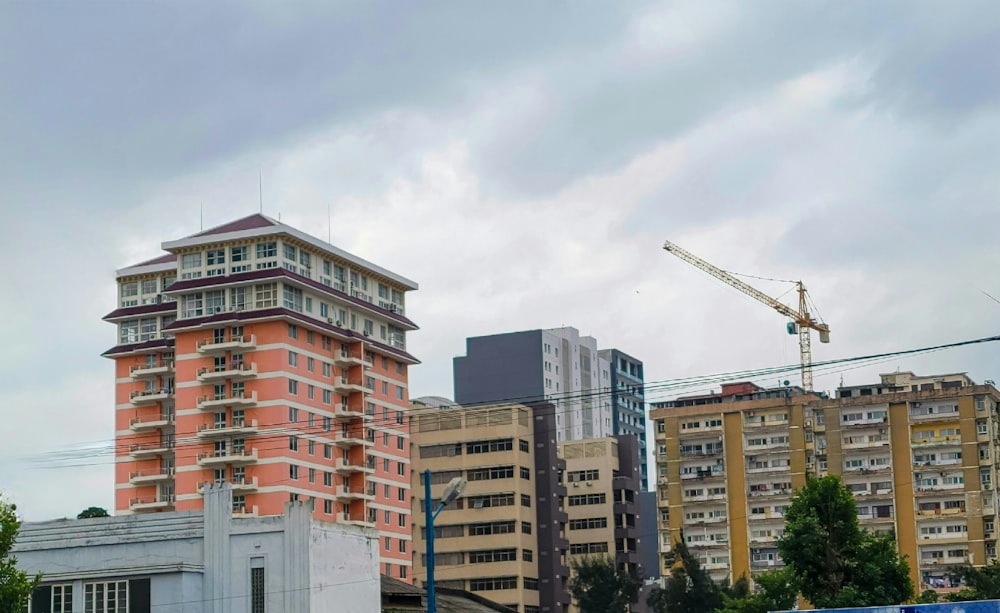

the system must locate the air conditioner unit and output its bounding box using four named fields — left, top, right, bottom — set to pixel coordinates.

left=155, top=295, right=163, bottom=304
left=586, top=481, right=593, bottom=486
left=747, top=411, right=755, bottom=418
left=213, top=306, right=223, bottom=314
left=805, top=420, right=813, bottom=427
left=336, top=320, right=343, bottom=326
left=572, top=482, right=579, bottom=487
left=327, top=318, right=334, bottom=324
left=389, top=305, right=397, bottom=313
left=878, top=428, right=886, bottom=434
left=362, top=331, right=370, bottom=337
